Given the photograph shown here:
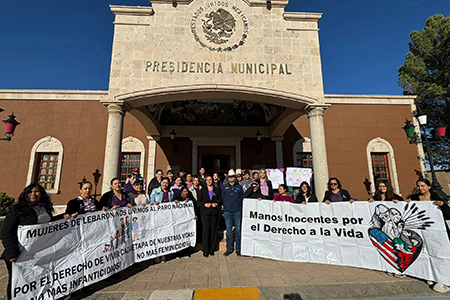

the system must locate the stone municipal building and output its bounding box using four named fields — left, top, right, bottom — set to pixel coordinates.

left=0, top=0, right=426, bottom=204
